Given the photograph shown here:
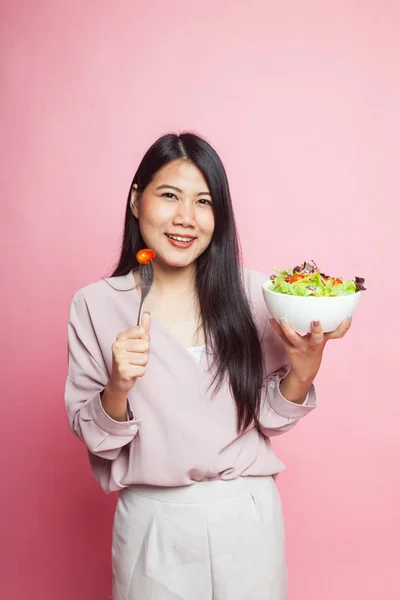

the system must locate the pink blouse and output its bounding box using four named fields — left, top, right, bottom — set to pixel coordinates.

left=65, top=268, right=316, bottom=493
